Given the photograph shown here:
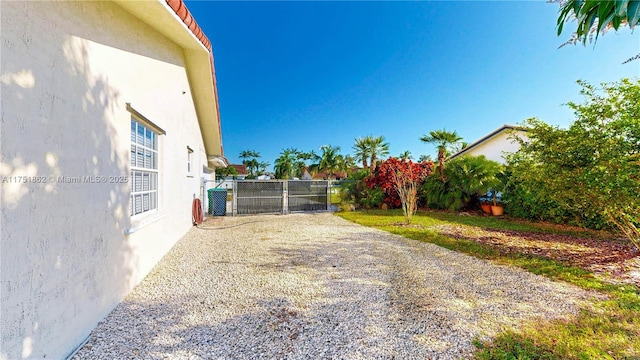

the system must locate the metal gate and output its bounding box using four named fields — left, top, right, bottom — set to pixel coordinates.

left=288, top=180, right=329, bottom=212
left=232, top=180, right=330, bottom=216
left=234, top=181, right=284, bottom=215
